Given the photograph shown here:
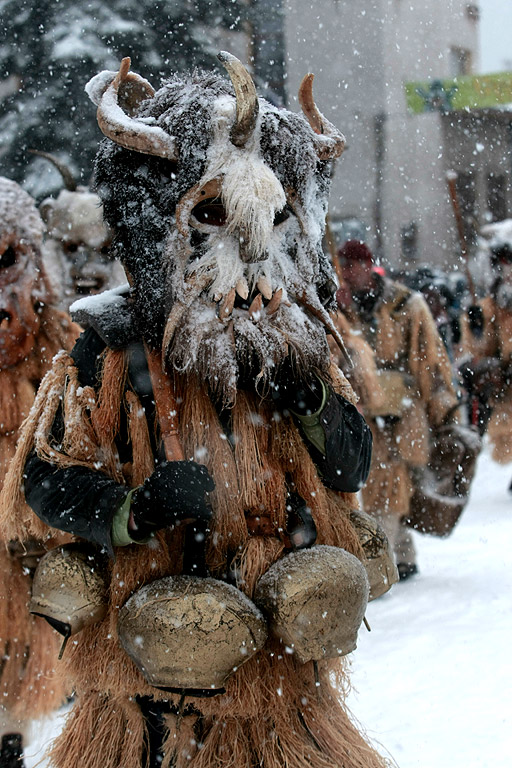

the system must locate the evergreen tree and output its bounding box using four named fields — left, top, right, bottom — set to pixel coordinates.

left=0, top=0, right=256, bottom=199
